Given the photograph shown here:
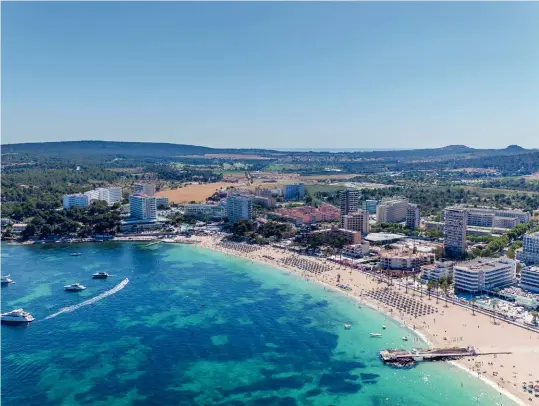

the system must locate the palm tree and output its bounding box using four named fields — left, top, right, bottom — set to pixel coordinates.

left=471, top=298, right=477, bottom=316
left=434, top=281, right=440, bottom=304
left=419, top=279, right=424, bottom=299
left=412, top=273, right=418, bottom=296
left=427, top=280, right=434, bottom=300
left=336, top=273, right=341, bottom=284
left=439, top=278, right=449, bottom=308
left=405, top=272, right=409, bottom=294
left=491, top=299, right=499, bottom=324
left=531, top=311, right=538, bottom=326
